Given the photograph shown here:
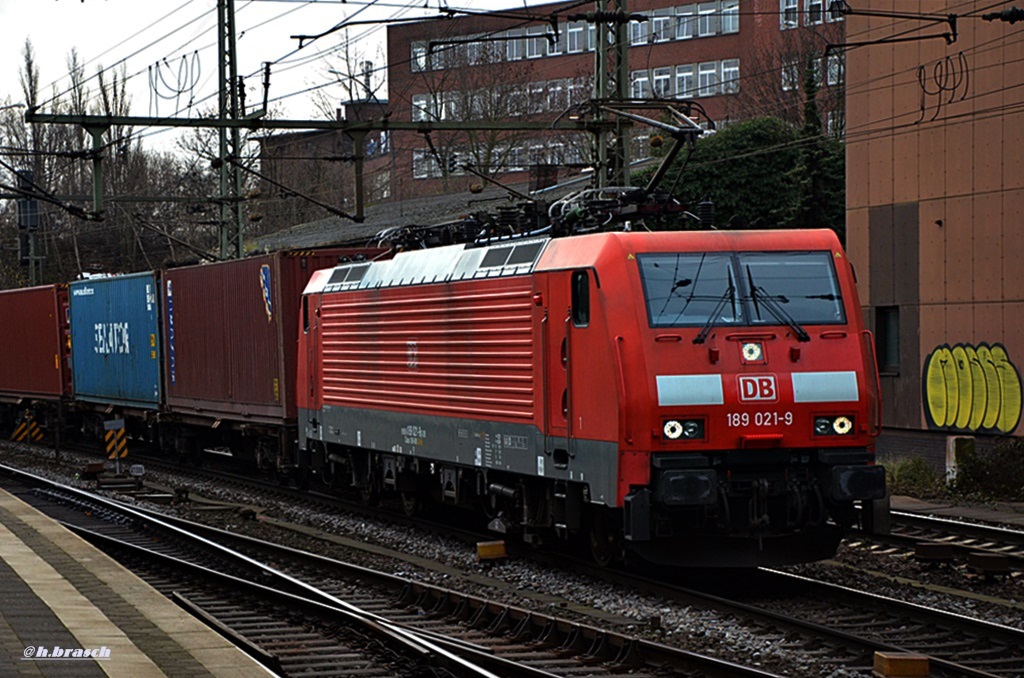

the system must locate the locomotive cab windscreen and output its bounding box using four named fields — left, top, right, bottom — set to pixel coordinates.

left=637, top=251, right=846, bottom=330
